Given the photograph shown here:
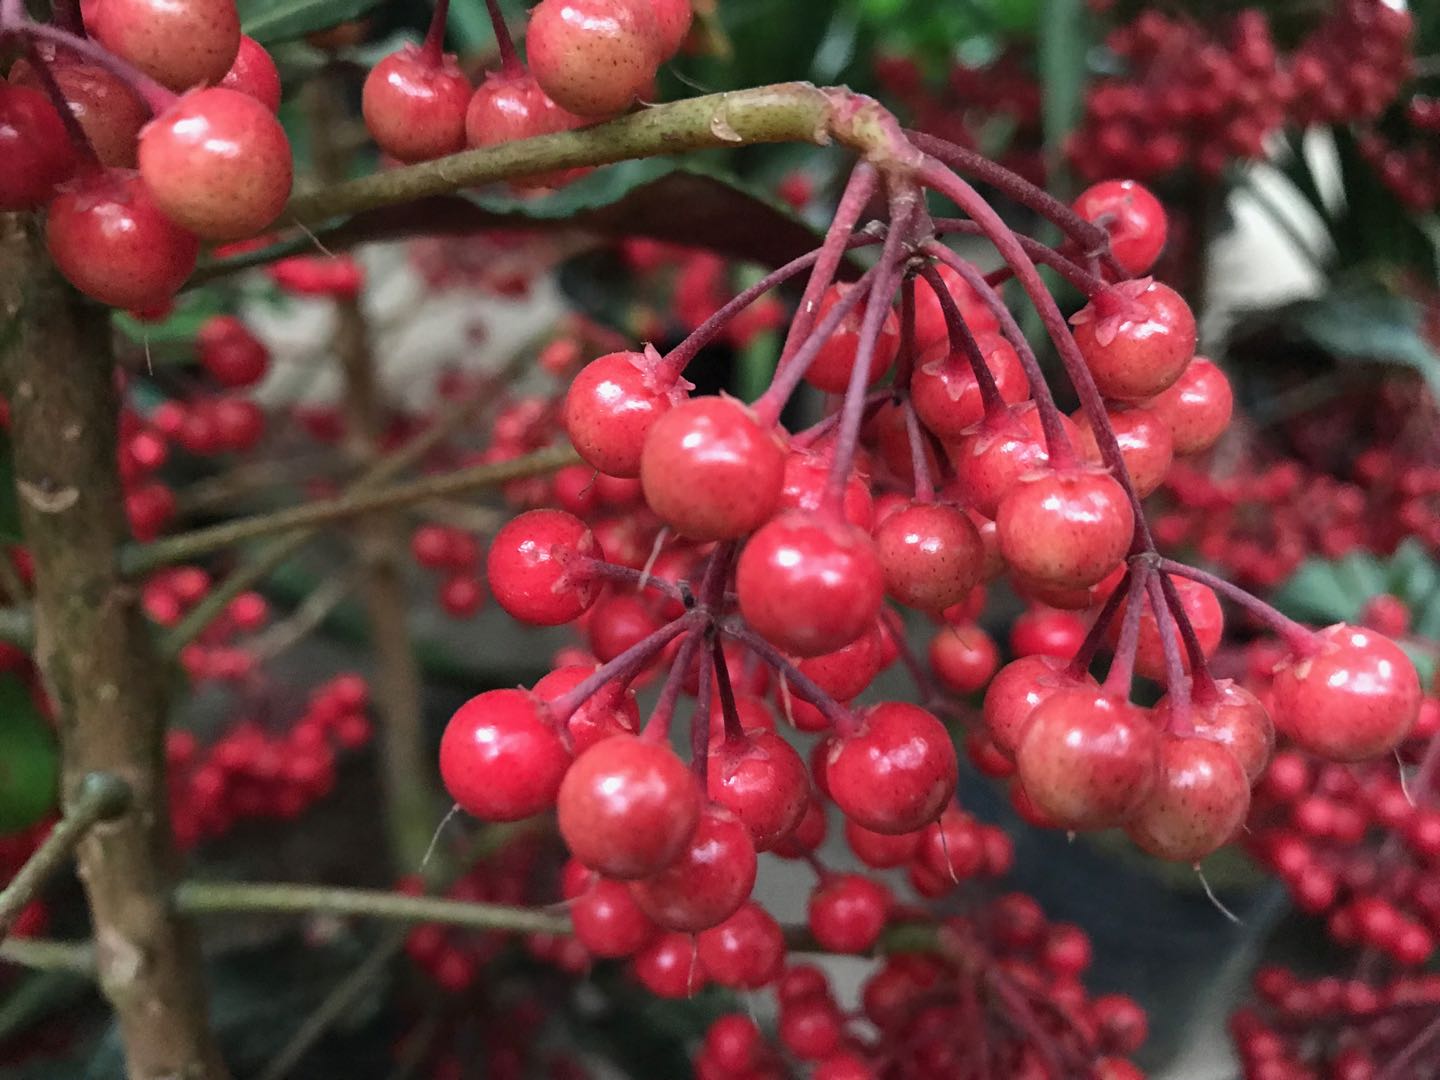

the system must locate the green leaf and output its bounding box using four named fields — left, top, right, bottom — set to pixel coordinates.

left=112, top=286, right=230, bottom=366
left=1037, top=0, right=1087, bottom=188
left=1272, top=556, right=1371, bottom=625
left=0, top=675, right=59, bottom=832
left=238, top=0, right=386, bottom=45
left=1385, top=539, right=1440, bottom=607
